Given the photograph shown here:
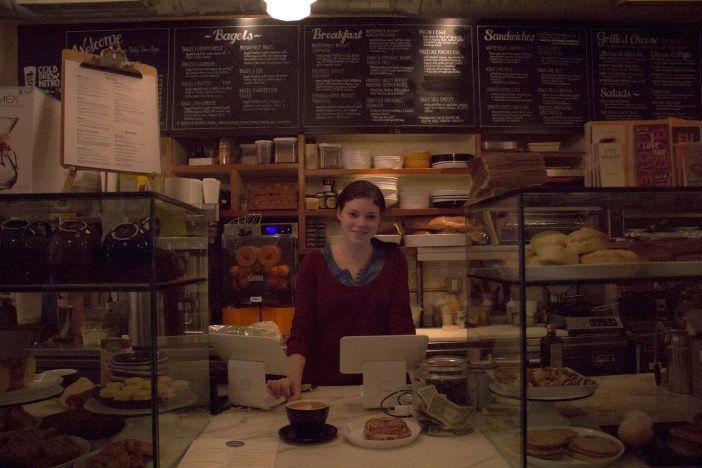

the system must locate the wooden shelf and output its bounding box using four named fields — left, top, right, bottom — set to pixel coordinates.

left=304, top=168, right=470, bottom=176
left=304, top=208, right=464, bottom=217
left=172, top=163, right=299, bottom=176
